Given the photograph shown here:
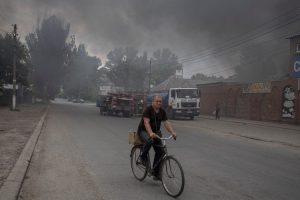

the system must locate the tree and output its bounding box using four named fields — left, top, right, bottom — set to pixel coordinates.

left=63, top=43, right=101, bottom=101
left=0, top=33, right=31, bottom=87
left=151, top=48, right=182, bottom=86
left=105, top=47, right=148, bottom=91
left=26, top=15, right=70, bottom=100
left=103, top=47, right=182, bottom=91
left=191, top=73, right=224, bottom=81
